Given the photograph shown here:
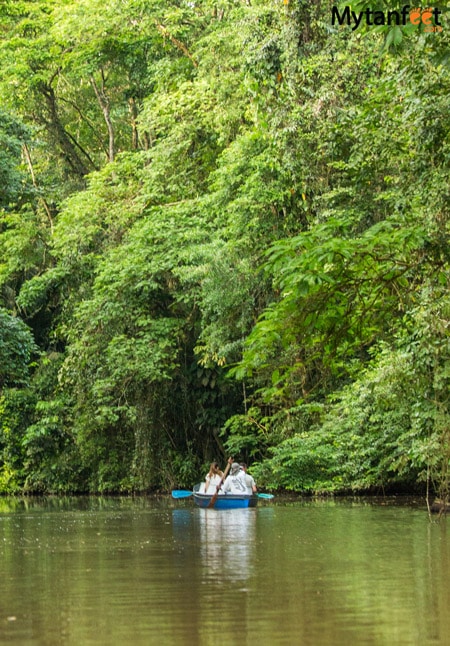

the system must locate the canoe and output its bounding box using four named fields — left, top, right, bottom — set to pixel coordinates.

left=192, top=484, right=258, bottom=509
